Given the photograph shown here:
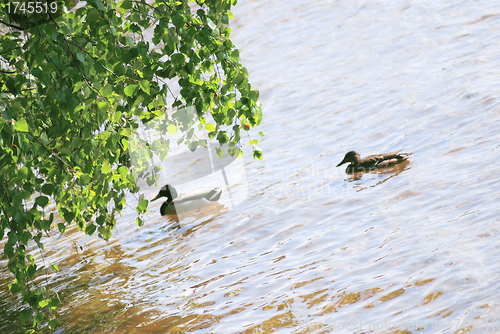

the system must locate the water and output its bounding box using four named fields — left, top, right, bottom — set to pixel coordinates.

left=2, top=0, right=500, bottom=333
